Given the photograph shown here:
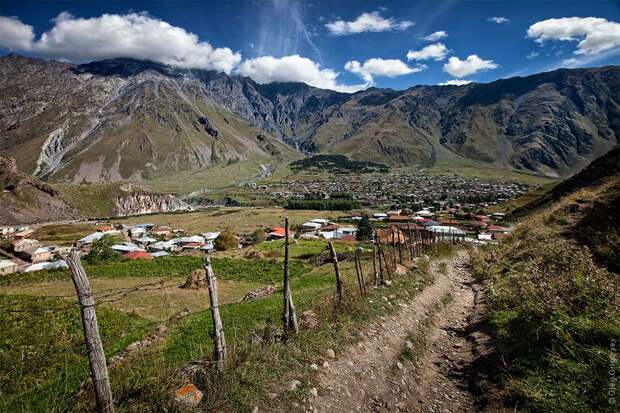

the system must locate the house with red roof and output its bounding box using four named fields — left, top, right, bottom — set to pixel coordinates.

left=124, top=250, right=153, bottom=260
left=267, top=226, right=295, bottom=240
